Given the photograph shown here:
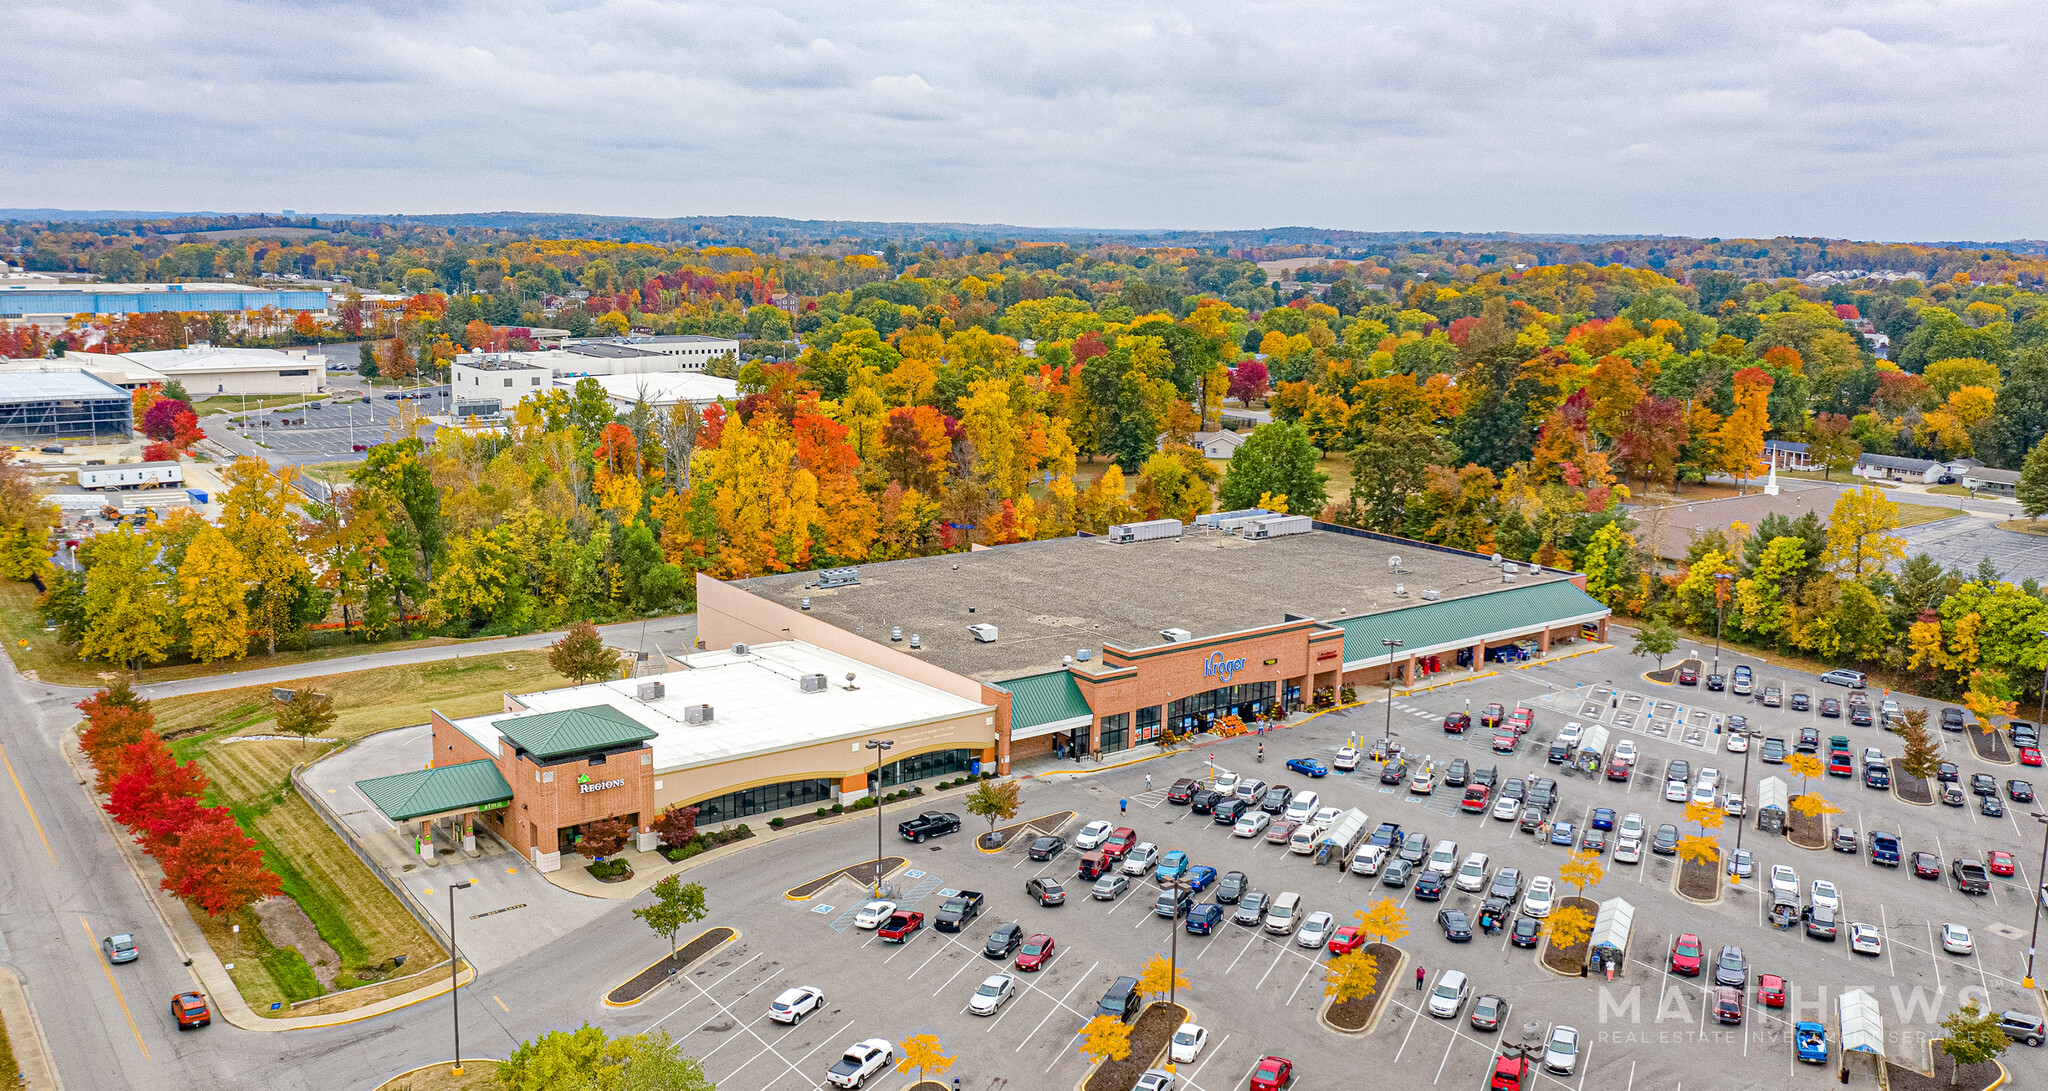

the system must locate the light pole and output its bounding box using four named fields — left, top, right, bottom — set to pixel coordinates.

left=446, top=879, right=472, bottom=1076
left=2036, top=630, right=2048, bottom=726
left=1381, top=638, right=1405, bottom=751
left=1711, top=572, right=1734, bottom=677
left=2025, top=812, right=2048, bottom=989
left=865, top=739, right=894, bottom=895
left=1728, top=727, right=1764, bottom=884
